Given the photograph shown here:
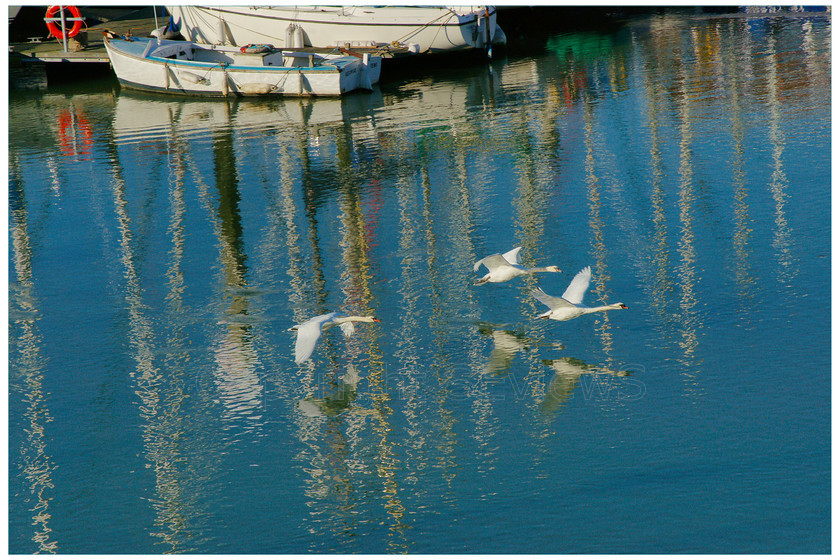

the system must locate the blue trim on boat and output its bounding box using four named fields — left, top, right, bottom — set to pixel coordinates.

left=108, top=38, right=343, bottom=73
left=147, top=56, right=340, bottom=72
